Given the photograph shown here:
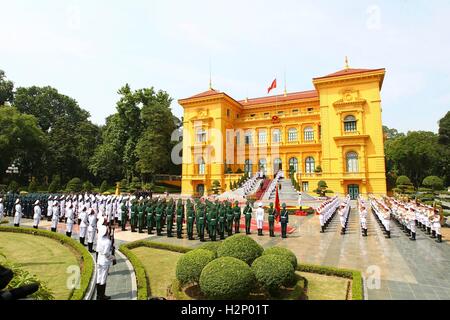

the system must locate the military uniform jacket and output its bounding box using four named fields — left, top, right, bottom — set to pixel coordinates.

left=280, top=209, right=289, bottom=223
